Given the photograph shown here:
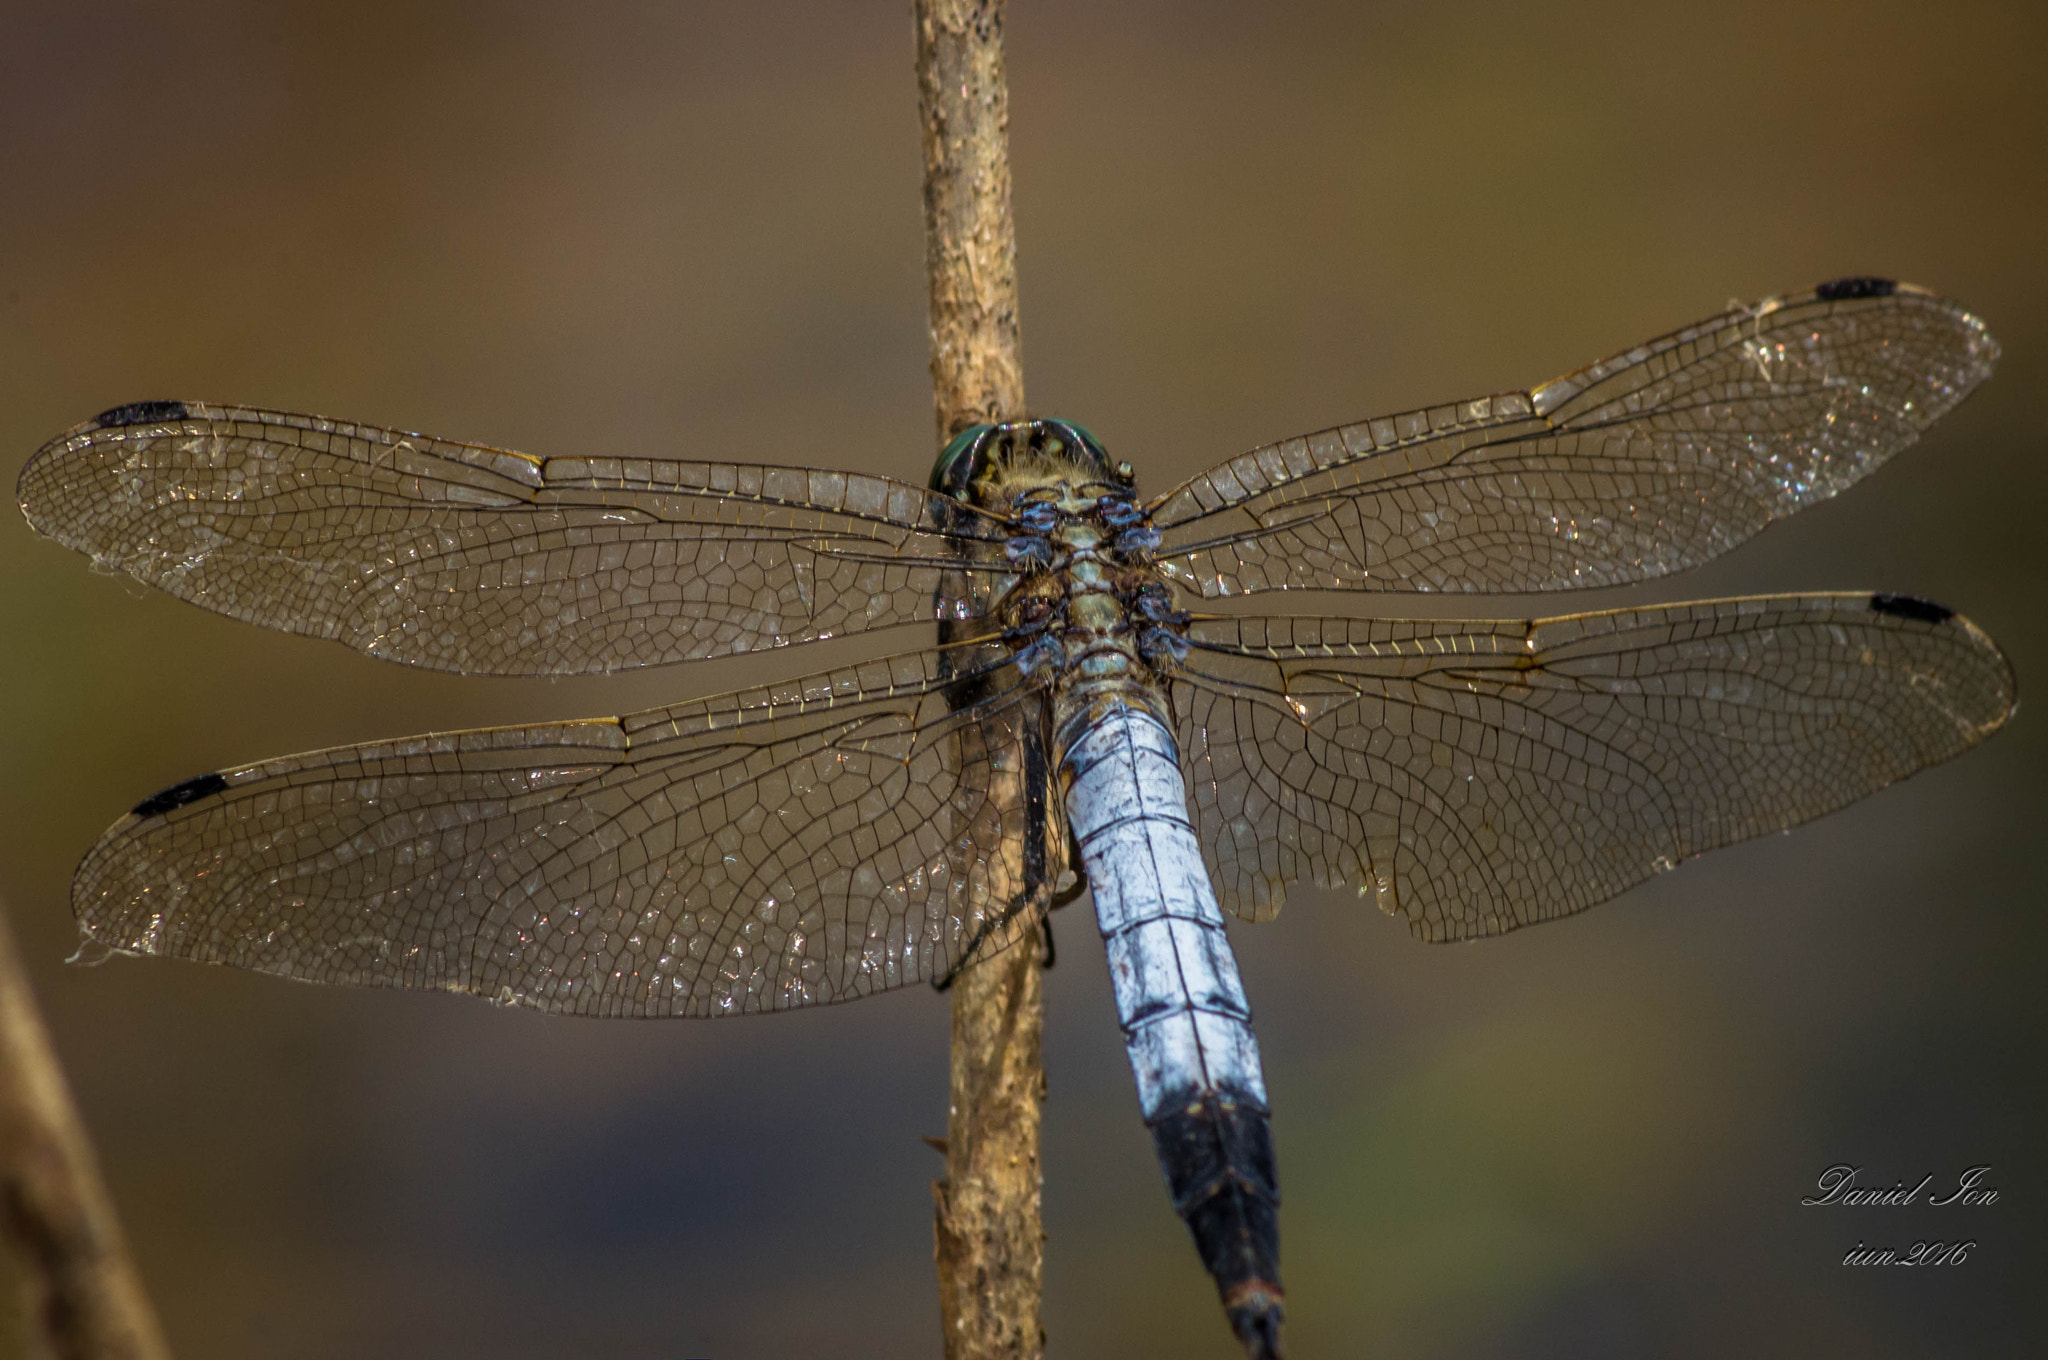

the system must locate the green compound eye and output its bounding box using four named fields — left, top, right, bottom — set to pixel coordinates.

left=931, top=424, right=998, bottom=497
left=1059, top=421, right=1107, bottom=459
left=929, top=419, right=1114, bottom=499
left=1039, top=420, right=1112, bottom=481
